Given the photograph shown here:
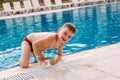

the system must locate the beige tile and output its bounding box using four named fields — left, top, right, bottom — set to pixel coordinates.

left=93, top=74, right=120, bottom=80
left=71, top=65, right=106, bottom=79
left=93, top=55, right=120, bottom=73
left=111, top=69, right=120, bottom=78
